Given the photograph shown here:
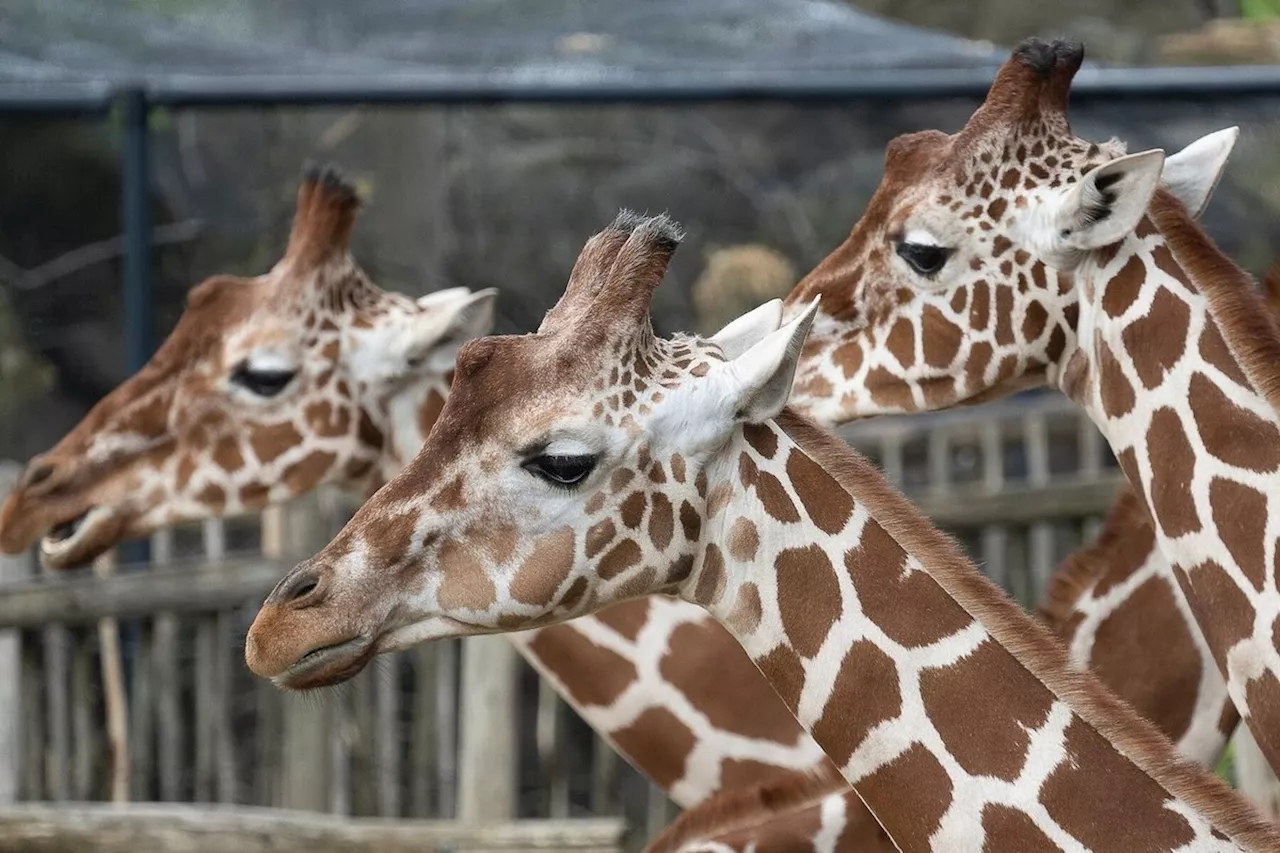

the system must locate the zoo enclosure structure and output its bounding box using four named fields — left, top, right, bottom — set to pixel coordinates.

left=4, top=59, right=1280, bottom=844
